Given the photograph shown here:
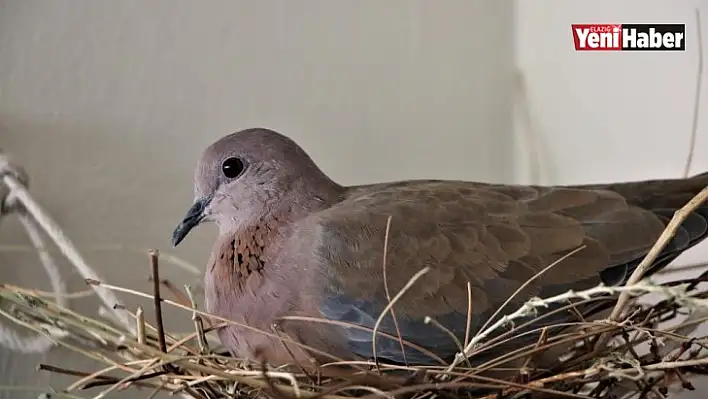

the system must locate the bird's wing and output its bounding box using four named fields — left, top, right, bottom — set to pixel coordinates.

left=296, top=181, right=707, bottom=365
